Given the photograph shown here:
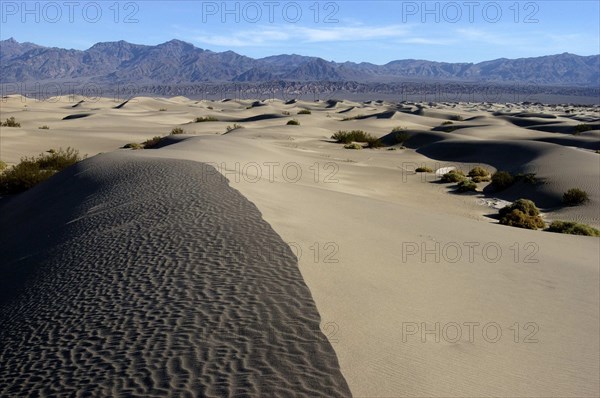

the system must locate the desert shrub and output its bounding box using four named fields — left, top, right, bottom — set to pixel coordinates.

left=456, top=180, right=477, bottom=192
left=1, top=116, right=21, bottom=127
left=282, top=111, right=290, bottom=116
left=392, top=126, right=406, bottom=133
left=159, top=108, right=167, bottom=111
left=498, top=199, right=545, bottom=230
left=38, top=125, right=50, bottom=130
left=366, top=137, right=383, bottom=148
left=194, top=116, right=218, bottom=123
left=441, top=121, right=454, bottom=125
left=171, top=127, right=185, bottom=135
left=0, top=160, right=7, bottom=172
left=344, top=143, right=362, bottom=150
left=563, top=188, right=589, bottom=206
left=574, top=124, right=592, bottom=134
left=450, top=115, right=464, bottom=121
left=331, top=130, right=372, bottom=144
left=393, top=131, right=410, bottom=145
left=515, top=173, right=538, bottom=185
left=547, top=221, right=600, bottom=237
left=298, top=109, right=312, bottom=115
left=143, top=136, right=163, bottom=149
left=440, top=170, right=466, bottom=183
left=472, top=175, right=491, bottom=183
left=226, top=124, right=243, bottom=132
left=468, top=166, right=490, bottom=178
left=207, top=106, right=214, bottom=110
left=287, top=119, right=300, bottom=126
left=415, top=167, right=433, bottom=173
left=491, top=171, right=515, bottom=191
left=0, top=148, right=83, bottom=194
left=123, top=143, right=143, bottom=150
